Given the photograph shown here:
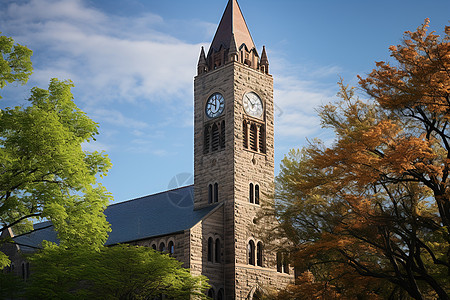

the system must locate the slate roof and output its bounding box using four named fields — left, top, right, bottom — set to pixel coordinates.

left=13, top=185, right=218, bottom=250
